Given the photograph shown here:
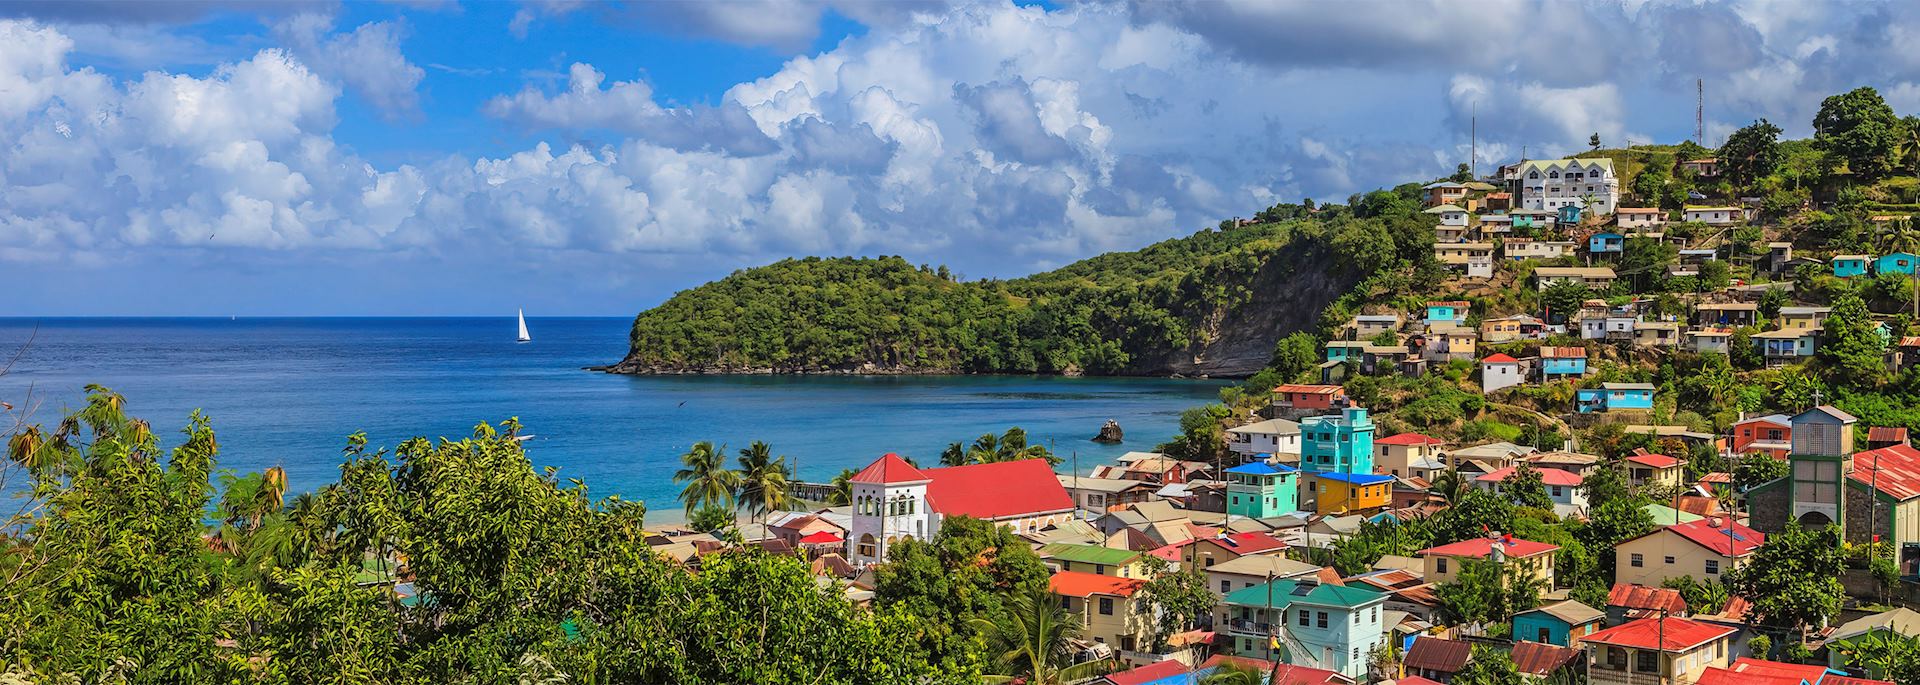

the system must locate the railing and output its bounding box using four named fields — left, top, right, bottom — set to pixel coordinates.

left=1221, top=618, right=1272, bottom=635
